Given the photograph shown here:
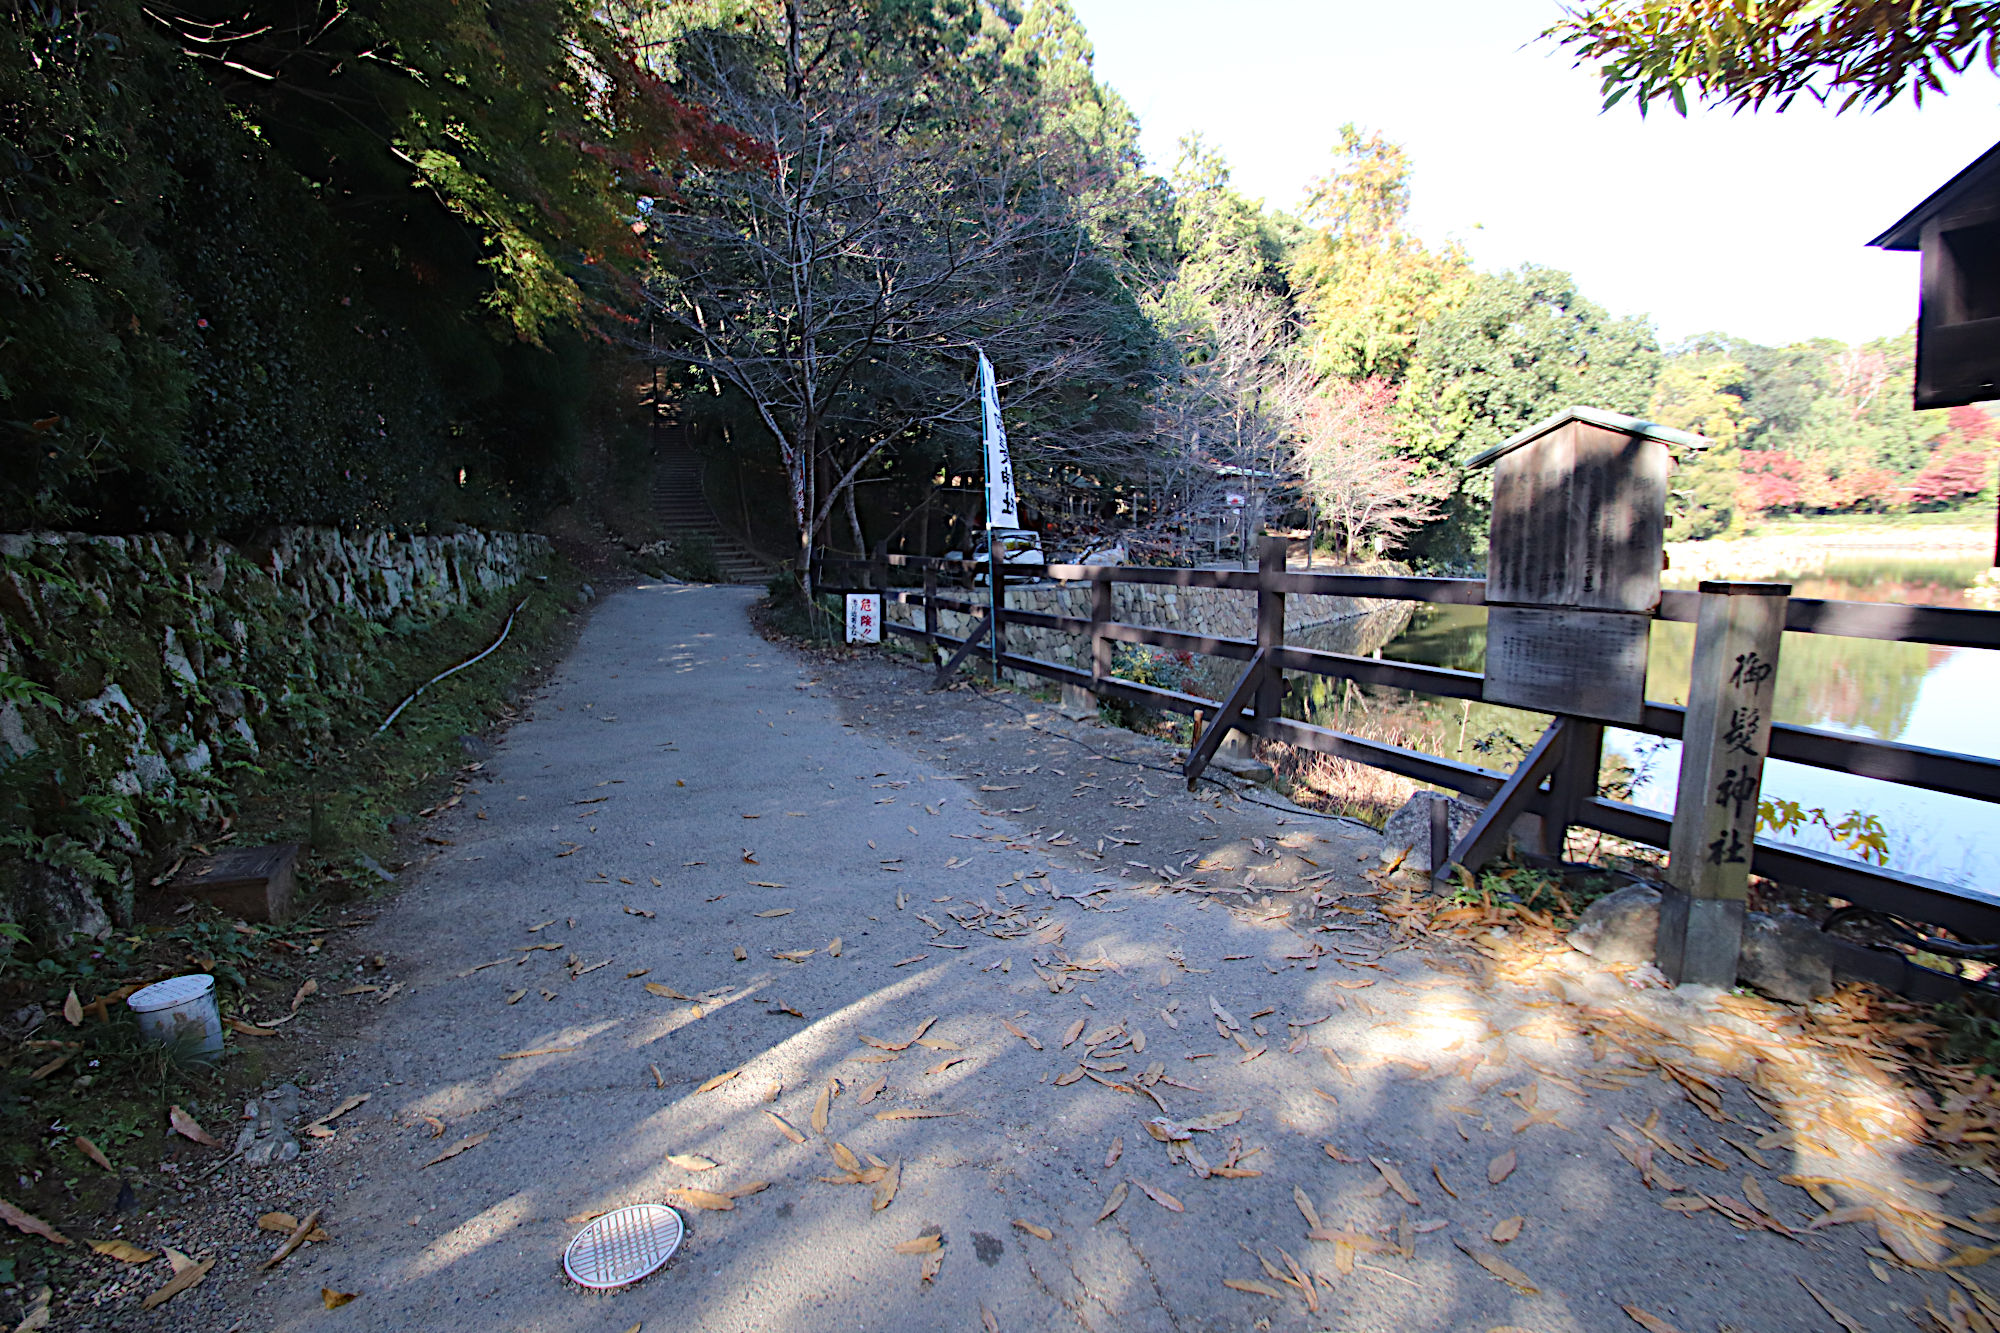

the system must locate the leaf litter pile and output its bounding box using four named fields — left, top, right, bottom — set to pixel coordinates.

left=1356, top=880, right=2000, bottom=1330
left=661, top=822, right=2000, bottom=1329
